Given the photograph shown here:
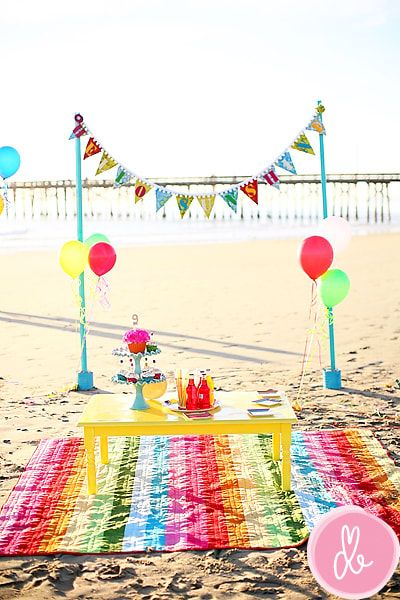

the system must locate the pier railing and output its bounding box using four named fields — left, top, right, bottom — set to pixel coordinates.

left=5, top=173, right=400, bottom=225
